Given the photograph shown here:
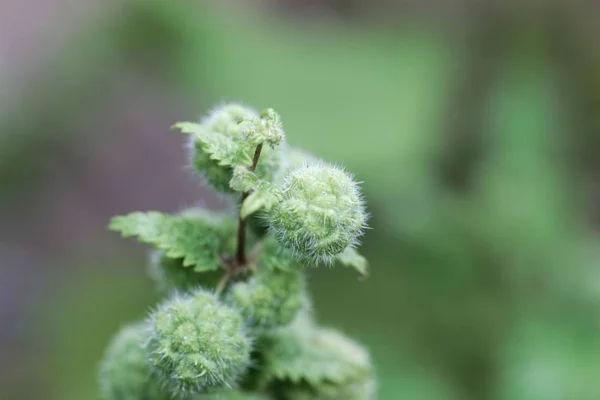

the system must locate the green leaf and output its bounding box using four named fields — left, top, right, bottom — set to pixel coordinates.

left=336, top=247, right=369, bottom=276
left=260, top=237, right=305, bottom=272
left=260, top=318, right=373, bottom=390
left=240, top=108, right=285, bottom=148
left=230, top=166, right=260, bottom=192
left=199, top=390, right=269, bottom=400
left=109, top=209, right=236, bottom=272
left=173, top=122, right=253, bottom=167
left=241, top=183, right=281, bottom=219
